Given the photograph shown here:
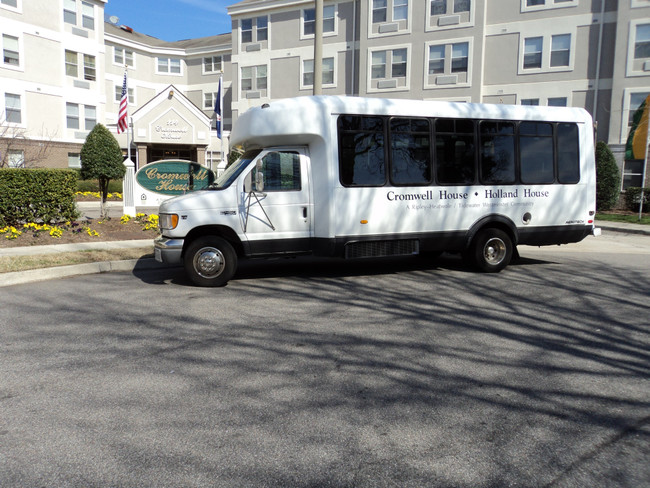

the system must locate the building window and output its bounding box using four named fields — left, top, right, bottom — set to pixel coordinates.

left=370, top=48, right=408, bottom=91
left=524, top=37, right=543, bottom=69
left=114, top=47, right=134, bottom=67
left=65, top=50, right=78, bottom=76
left=204, top=91, right=218, bottom=109
left=303, top=58, right=335, bottom=87
left=428, top=0, right=473, bottom=30
left=521, top=98, right=539, bottom=105
left=426, top=41, right=470, bottom=86
left=241, top=16, right=268, bottom=45
left=2, top=34, right=18, bottom=66
left=81, top=1, right=94, bottom=29
left=548, top=97, right=567, bottom=106
left=63, top=0, right=76, bottom=25
left=8, top=149, right=24, bottom=168
left=5, top=92, right=21, bottom=123
left=522, top=33, right=573, bottom=72
left=393, top=0, right=408, bottom=20
left=1, top=0, right=19, bottom=8
left=203, top=56, right=222, bottom=73
left=303, top=5, right=336, bottom=36
left=241, top=65, right=267, bottom=94
left=634, top=23, right=650, bottom=60
left=83, top=54, right=95, bottom=81
left=522, top=0, right=577, bottom=11
left=157, top=57, right=181, bottom=74
left=66, top=102, right=79, bottom=129
left=114, top=85, right=134, bottom=104
left=84, top=105, right=96, bottom=130
left=371, top=0, right=409, bottom=35
left=68, top=152, right=81, bottom=168
left=550, top=34, right=570, bottom=67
